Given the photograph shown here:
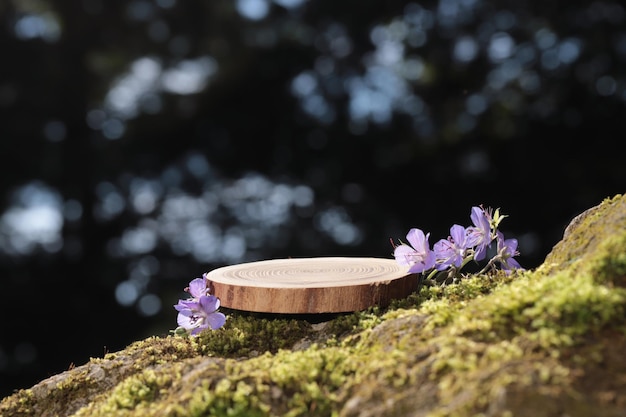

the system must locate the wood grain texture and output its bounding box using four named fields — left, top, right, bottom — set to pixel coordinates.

left=207, top=257, right=416, bottom=313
